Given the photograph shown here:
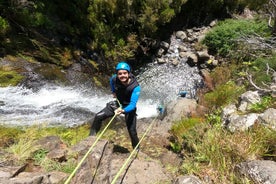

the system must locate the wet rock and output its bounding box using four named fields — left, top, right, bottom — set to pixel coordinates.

left=176, top=31, right=187, bottom=41
left=186, top=52, right=198, bottom=66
